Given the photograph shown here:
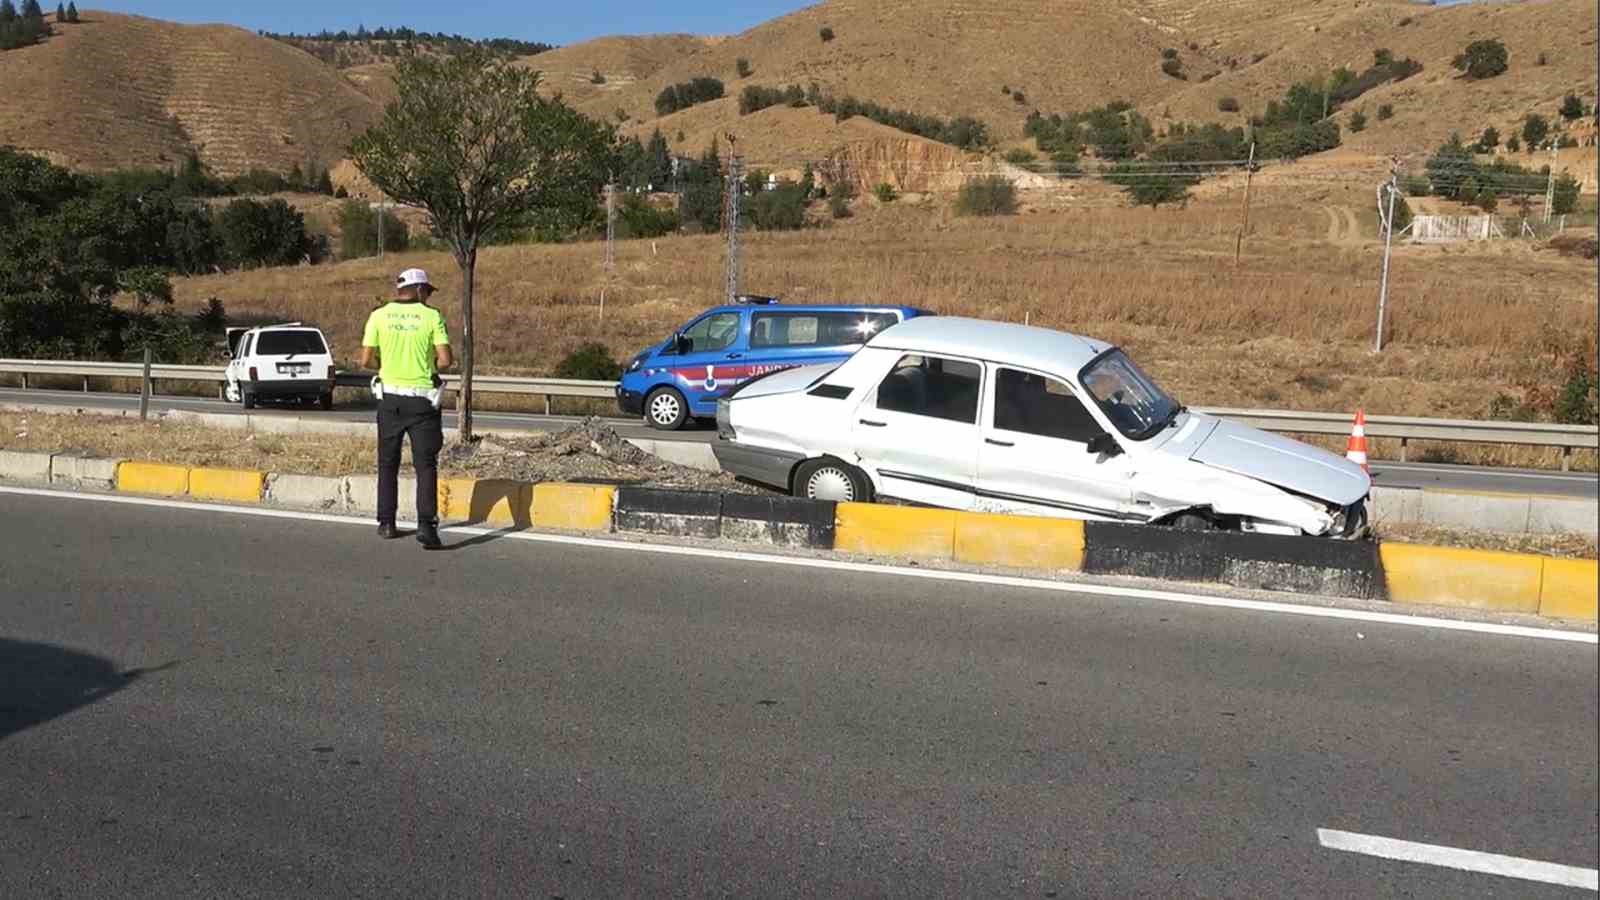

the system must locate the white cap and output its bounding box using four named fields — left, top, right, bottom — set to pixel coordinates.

left=396, top=268, right=432, bottom=290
